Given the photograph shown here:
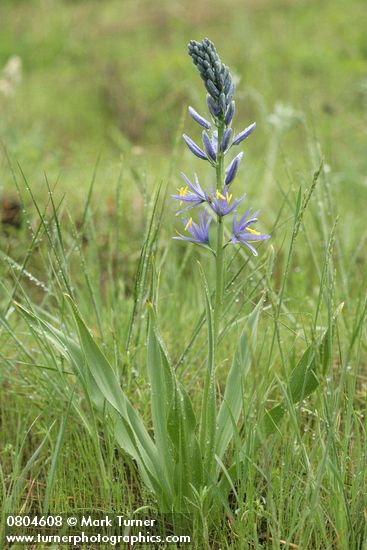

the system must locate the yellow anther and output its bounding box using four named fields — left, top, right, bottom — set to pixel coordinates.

left=184, top=217, right=193, bottom=231
left=225, top=192, right=232, bottom=203
left=216, top=190, right=226, bottom=200
left=178, top=186, right=188, bottom=204
left=247, top=227, right=261, bottom=235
